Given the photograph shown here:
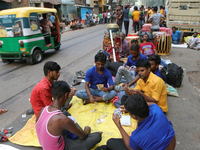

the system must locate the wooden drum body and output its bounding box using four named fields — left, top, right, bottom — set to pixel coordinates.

left=125, top=36, right=141, bottom=48
left=155, top=34, right=172, bottom=55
